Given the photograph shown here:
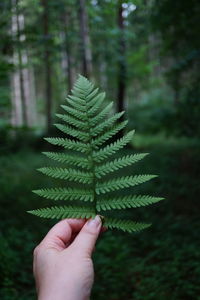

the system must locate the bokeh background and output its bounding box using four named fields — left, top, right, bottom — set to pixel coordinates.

left=0, top=0, right=200, bottom=299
